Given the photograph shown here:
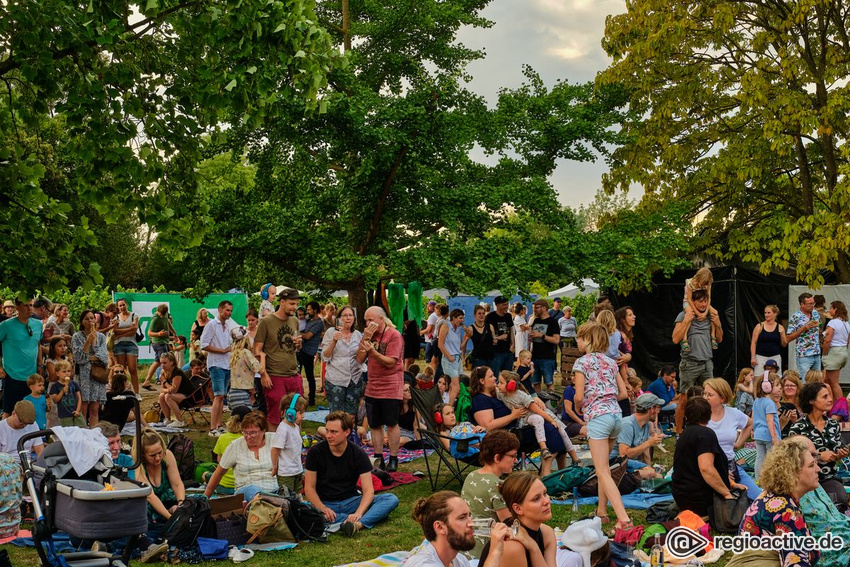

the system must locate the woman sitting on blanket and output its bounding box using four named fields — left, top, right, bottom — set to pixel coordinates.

left=435, top=402, right=486, bottom=459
